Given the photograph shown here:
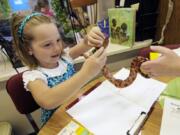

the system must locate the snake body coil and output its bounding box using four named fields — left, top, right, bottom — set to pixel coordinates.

left=89, top=38, right=150, bottom=88
left=102, top=56, right=149, bottom=88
